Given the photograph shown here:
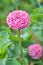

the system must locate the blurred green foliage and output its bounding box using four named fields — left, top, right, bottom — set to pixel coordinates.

left=0, top=0, right=43, bottom=65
